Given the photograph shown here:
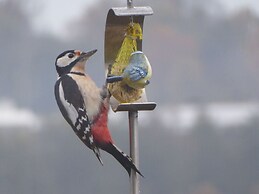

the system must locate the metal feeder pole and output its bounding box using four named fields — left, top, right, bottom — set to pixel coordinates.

left=104, top=1, right=154, bottom=193
left=129, top=110, right=139, bottom=194
left=116, top=104, right=155, bottom=194
left=125, top=1, right=140, bottom=193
